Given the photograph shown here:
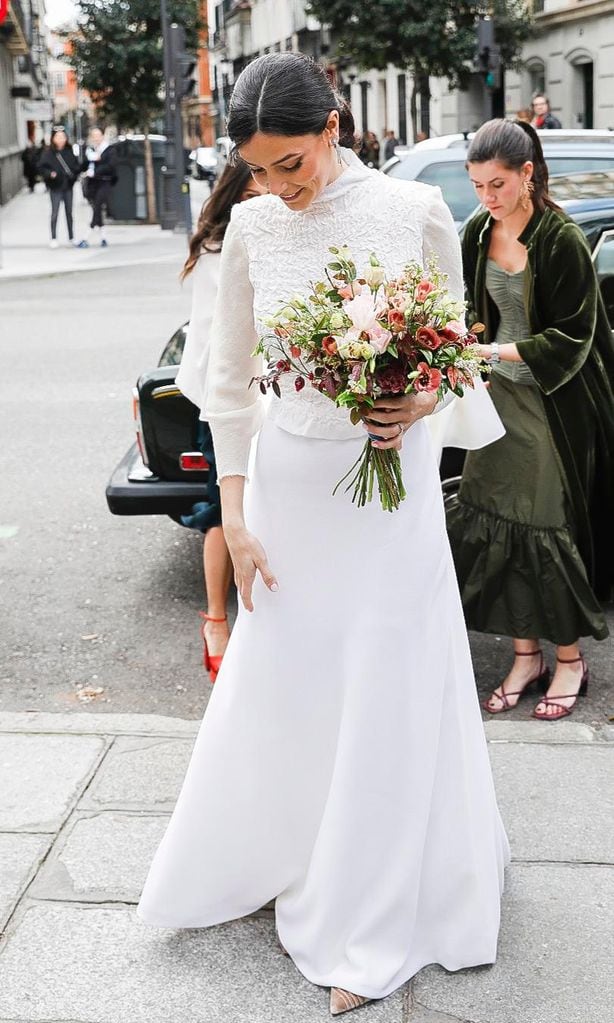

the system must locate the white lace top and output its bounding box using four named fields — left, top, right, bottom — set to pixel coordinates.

left=202, top=149, right=465, bottom=479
